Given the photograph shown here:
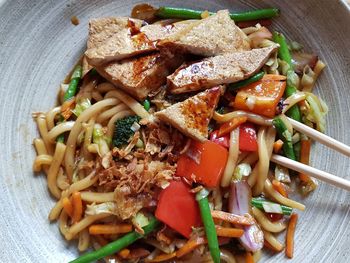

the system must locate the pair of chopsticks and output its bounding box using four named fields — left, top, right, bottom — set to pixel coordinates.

left=271, top=117, right=350, bottom=191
